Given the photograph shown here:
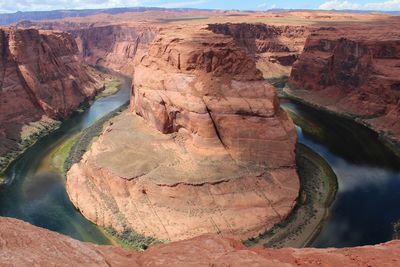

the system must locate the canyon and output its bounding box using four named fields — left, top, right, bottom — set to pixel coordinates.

left=66, top=25, right=299, bottom=242
left=0, top=27, right=105, bottom=173
left=0, top=8, right=400, bottom=266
